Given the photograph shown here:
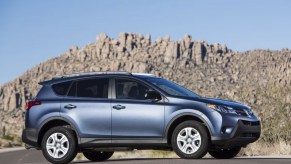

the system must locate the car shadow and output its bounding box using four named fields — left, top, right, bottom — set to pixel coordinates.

left=73, top=158, right=176, bottom=163
left=72, top=157, right=291, bottom=163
